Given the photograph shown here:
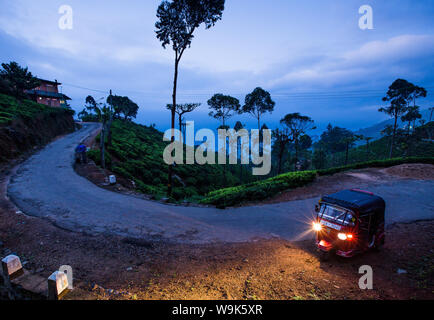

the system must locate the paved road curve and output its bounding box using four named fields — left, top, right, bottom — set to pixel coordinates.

left=7, top=123, right=434, bottom=243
